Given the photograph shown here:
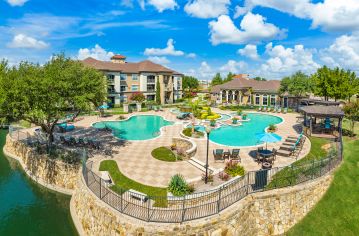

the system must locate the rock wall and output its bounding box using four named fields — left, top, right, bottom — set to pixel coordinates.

left=5, top=135, right=80, bottom=193
left=72, top=171, right=333, bottom=236
left=172, top=137, right=197, bottom=158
